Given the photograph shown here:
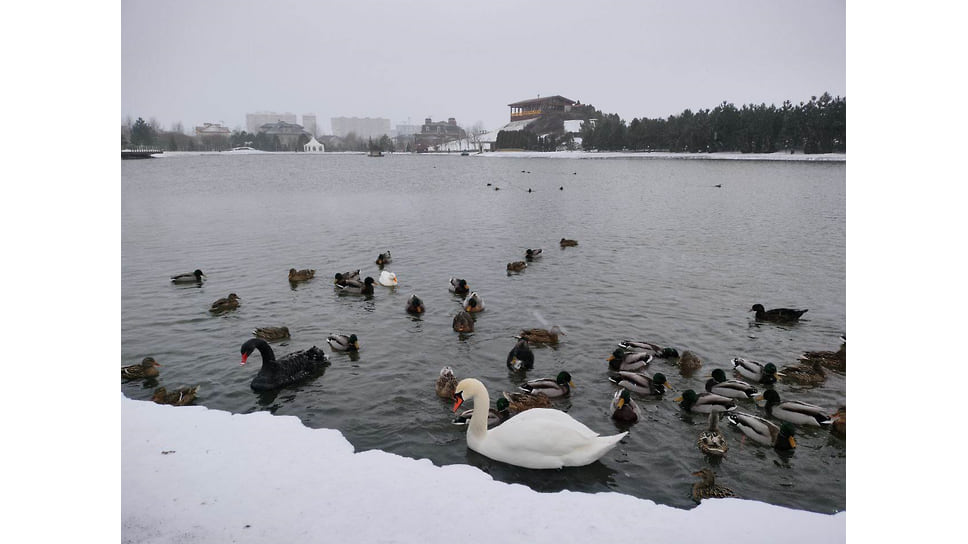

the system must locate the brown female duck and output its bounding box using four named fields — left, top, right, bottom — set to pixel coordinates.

left=122, top=357, right=160, bottom=380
